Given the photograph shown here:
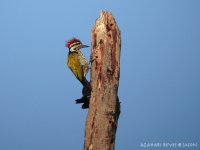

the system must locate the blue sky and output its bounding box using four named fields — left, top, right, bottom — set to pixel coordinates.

left=0, top=0, right=200, bottom=150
